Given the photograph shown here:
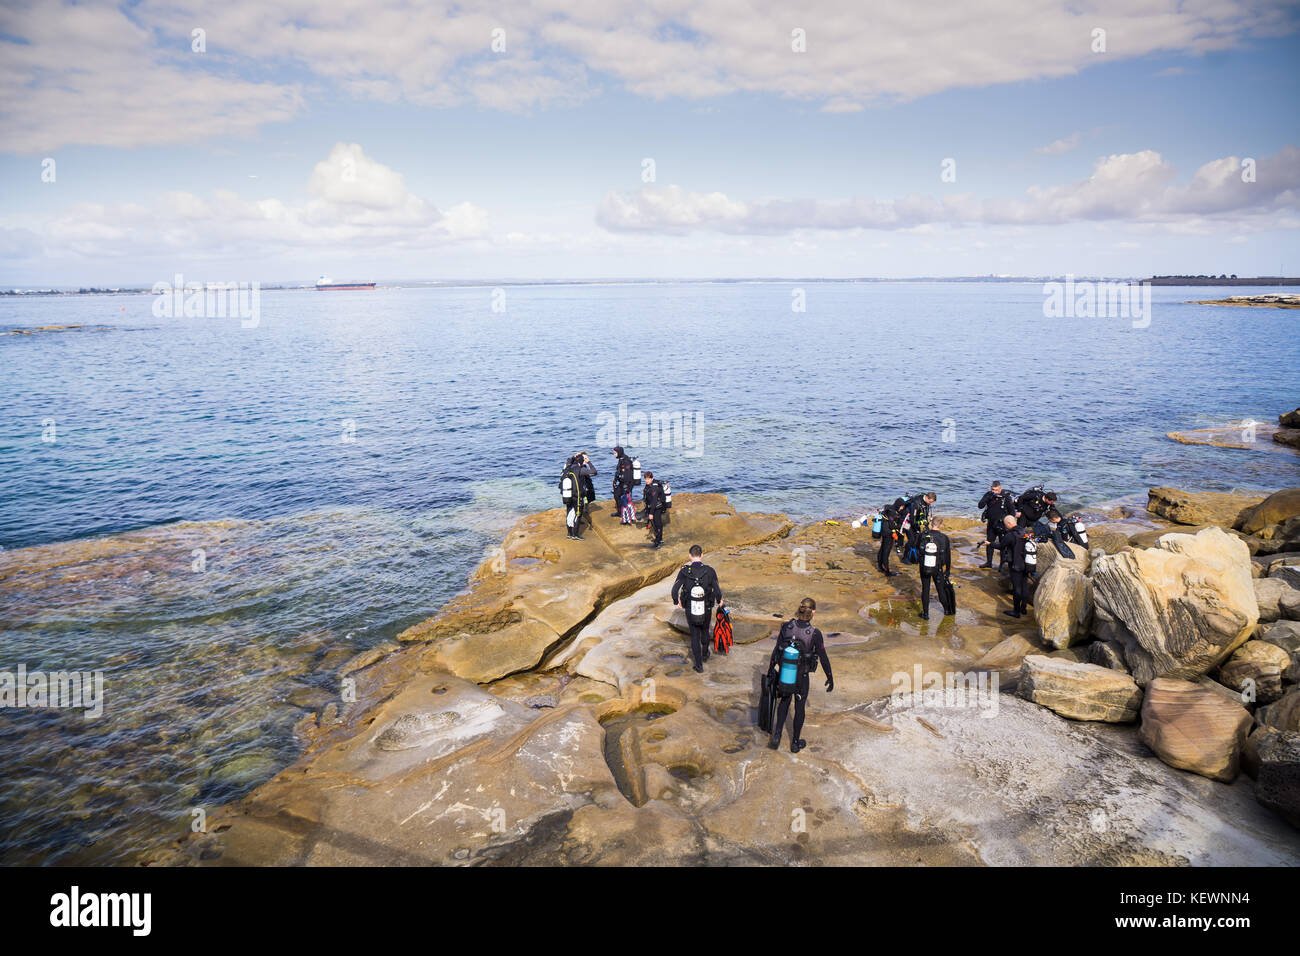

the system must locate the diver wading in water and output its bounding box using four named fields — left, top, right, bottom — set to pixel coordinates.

left=766, top=598, right=833, bottom=753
